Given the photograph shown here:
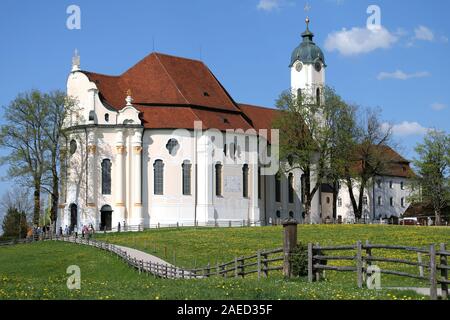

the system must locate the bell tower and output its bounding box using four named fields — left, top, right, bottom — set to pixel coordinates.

left=290, top=18, right=326, bottom=105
